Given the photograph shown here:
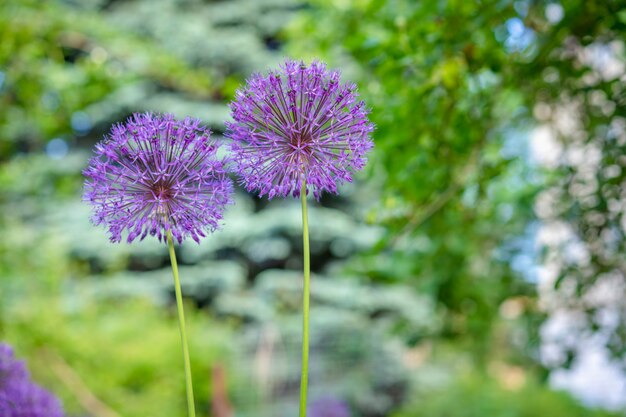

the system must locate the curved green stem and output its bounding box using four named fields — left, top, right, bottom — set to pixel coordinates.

left=167, top=230, right=196, bottom=417
left=299, top=180, right=311, bottom=417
